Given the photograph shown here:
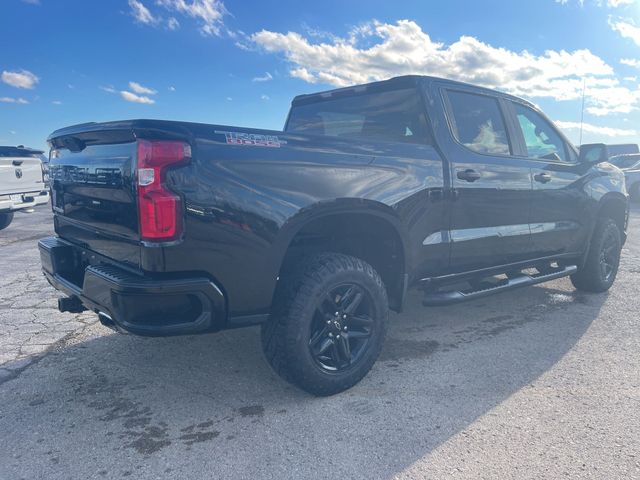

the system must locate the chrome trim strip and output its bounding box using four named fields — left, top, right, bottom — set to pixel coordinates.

left=422, top=222, right=579, bottom=246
